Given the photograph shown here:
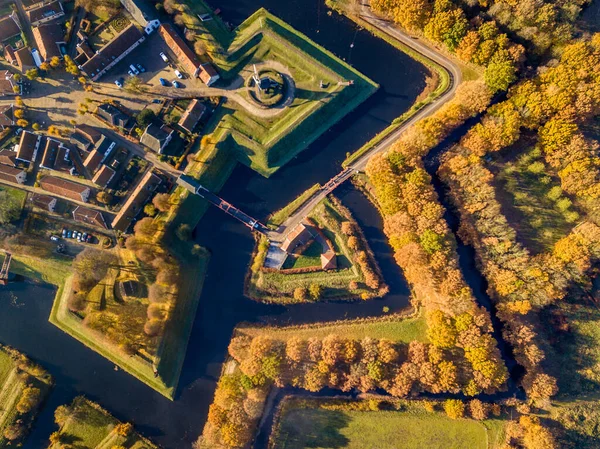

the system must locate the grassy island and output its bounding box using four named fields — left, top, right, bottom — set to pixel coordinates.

left=247, top=196, right=387, bottom=303
left=48, top=396, right=159, bottom=449
left=0, top=345, right=52, bottom=448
